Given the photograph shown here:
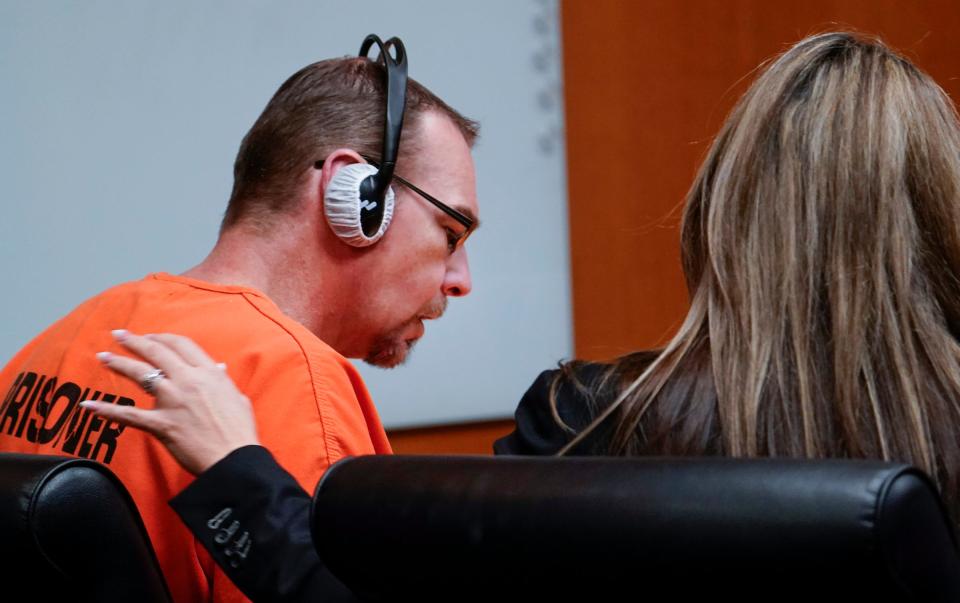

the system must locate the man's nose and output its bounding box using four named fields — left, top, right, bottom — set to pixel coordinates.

left=442, top=248, right=472, bottom=297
